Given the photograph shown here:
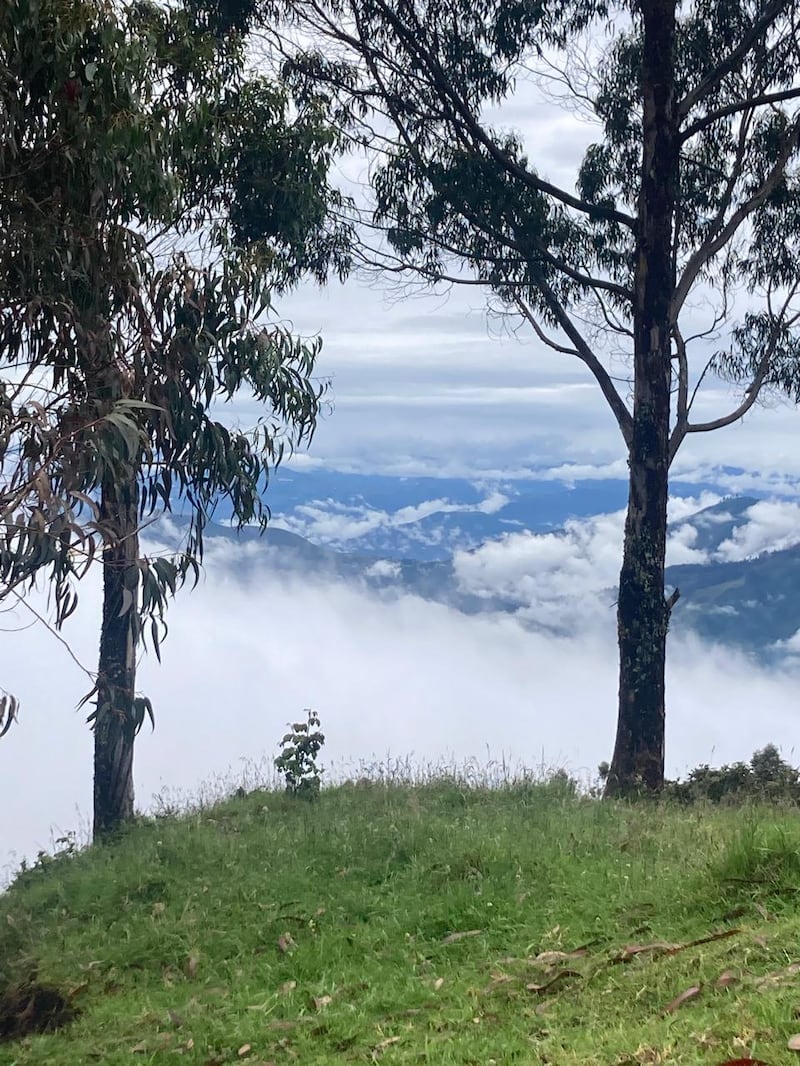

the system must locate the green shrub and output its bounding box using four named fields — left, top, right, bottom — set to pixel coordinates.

left=274, top=709, right=325, bottom=798
left=665, top=744, right=800, bottom=804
